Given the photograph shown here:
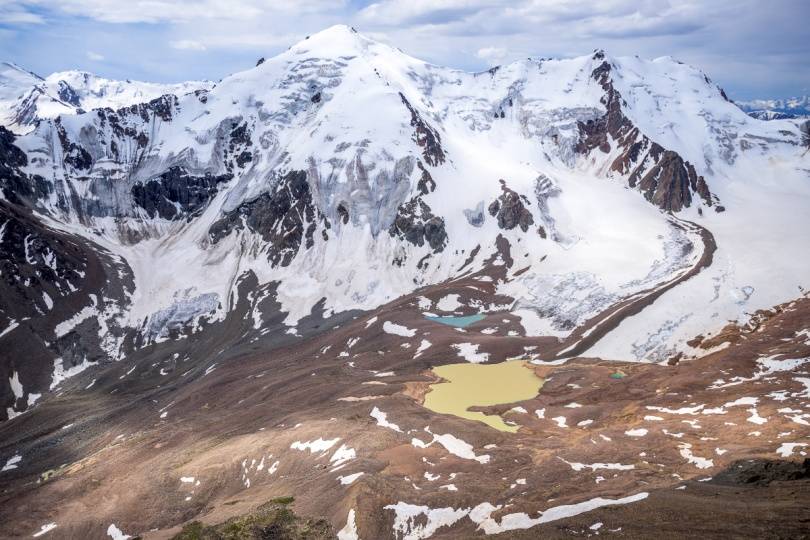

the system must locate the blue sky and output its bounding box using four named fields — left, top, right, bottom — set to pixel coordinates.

left=1, top=0, right=807, bottom=100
